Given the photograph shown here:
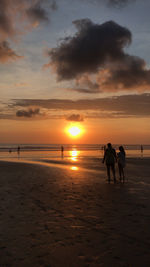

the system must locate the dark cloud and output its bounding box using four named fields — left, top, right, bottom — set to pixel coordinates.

left=103, top=55, right=150, bottom=89
left=82, top=0, right=135, bottom=8
left=74, top=55, right=150, bottom=93
left=107, top=0, right=135, bottom=8
left=16, top=108, right=41, bottom=118
left=0, top=41, right=22, bottom=63
left=12, top=93, right=150, bottom=118
left=48, top=18, right=150, bottom=92
left=50, top=0, right=58, bottom=10
left=48, top=19, right=131, bottom=81
left=26, top=0, right=57, bottom=25
left=26, top=4, right=49, bottom=25
left=66, top=114, right=84, bottom=121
